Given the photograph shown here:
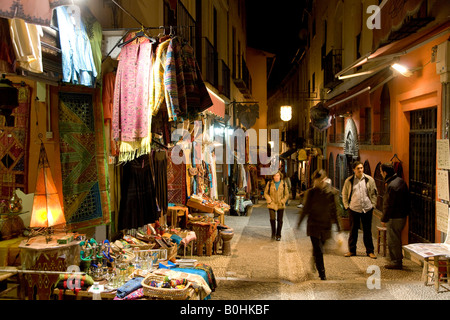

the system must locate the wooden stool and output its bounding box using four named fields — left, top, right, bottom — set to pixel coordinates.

left=423, top=256, right=450, bottom=292
left=377, top=226, right=387, bottom=257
